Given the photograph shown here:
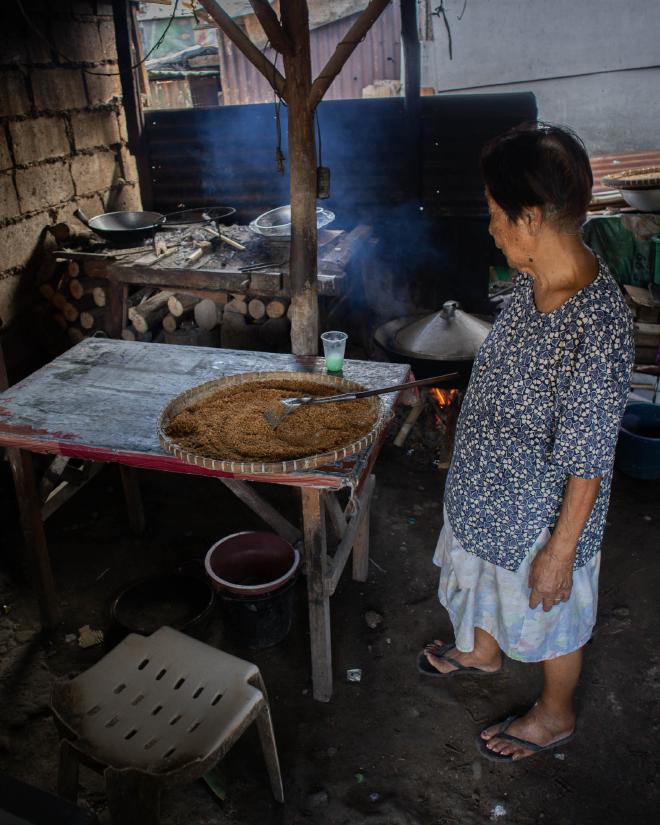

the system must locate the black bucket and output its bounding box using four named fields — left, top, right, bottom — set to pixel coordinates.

left=204, top=531, right=300, bottom=649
